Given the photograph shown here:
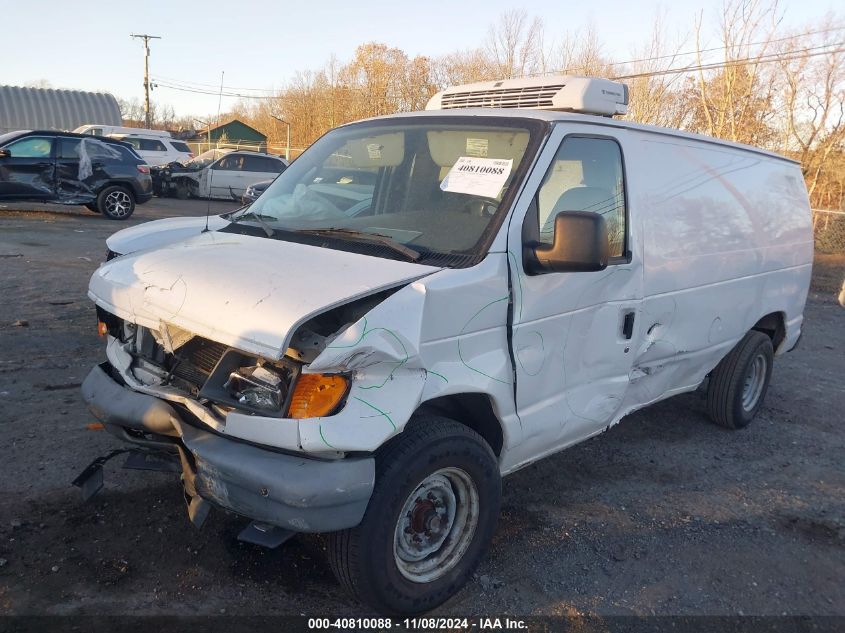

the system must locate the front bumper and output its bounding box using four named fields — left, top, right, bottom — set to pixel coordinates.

left=81, top=363, right=375, bottom=533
